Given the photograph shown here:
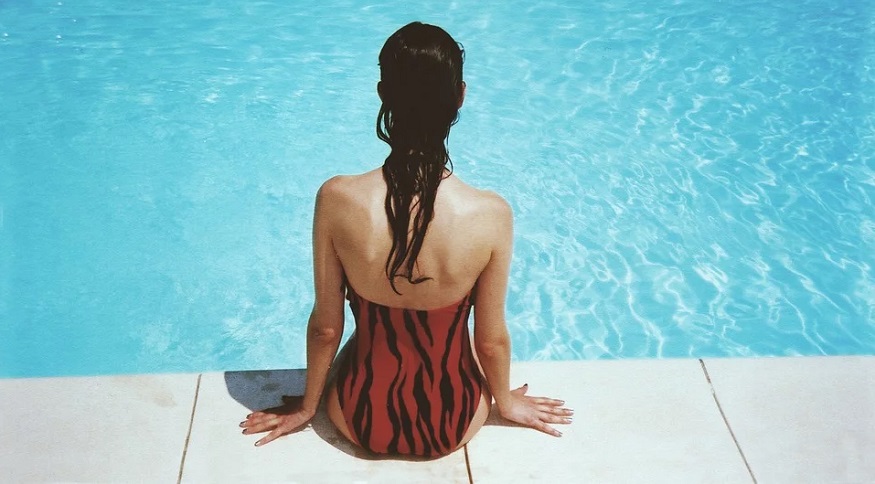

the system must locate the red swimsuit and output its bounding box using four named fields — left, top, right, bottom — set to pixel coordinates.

left=334, top=284, right=484, bottom=457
